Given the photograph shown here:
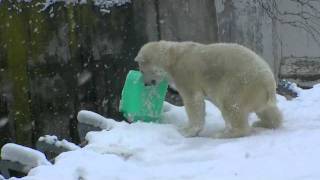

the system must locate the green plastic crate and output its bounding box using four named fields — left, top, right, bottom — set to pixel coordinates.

left=119, top=70, right=168, bottom=123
